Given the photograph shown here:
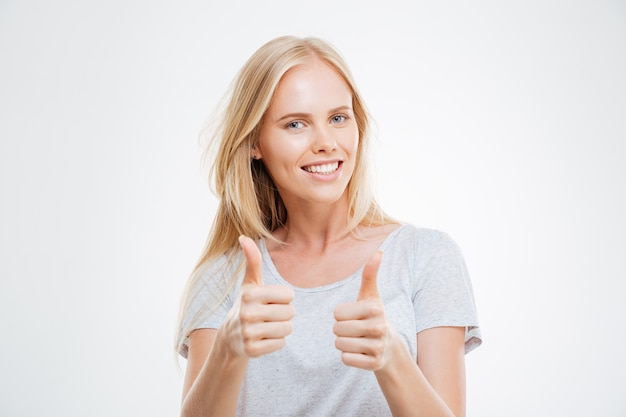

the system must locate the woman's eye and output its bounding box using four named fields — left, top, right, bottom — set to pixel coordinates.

left=287, top=121, right=304, bottom=129
left=331, top=115, right=346, bottom=124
